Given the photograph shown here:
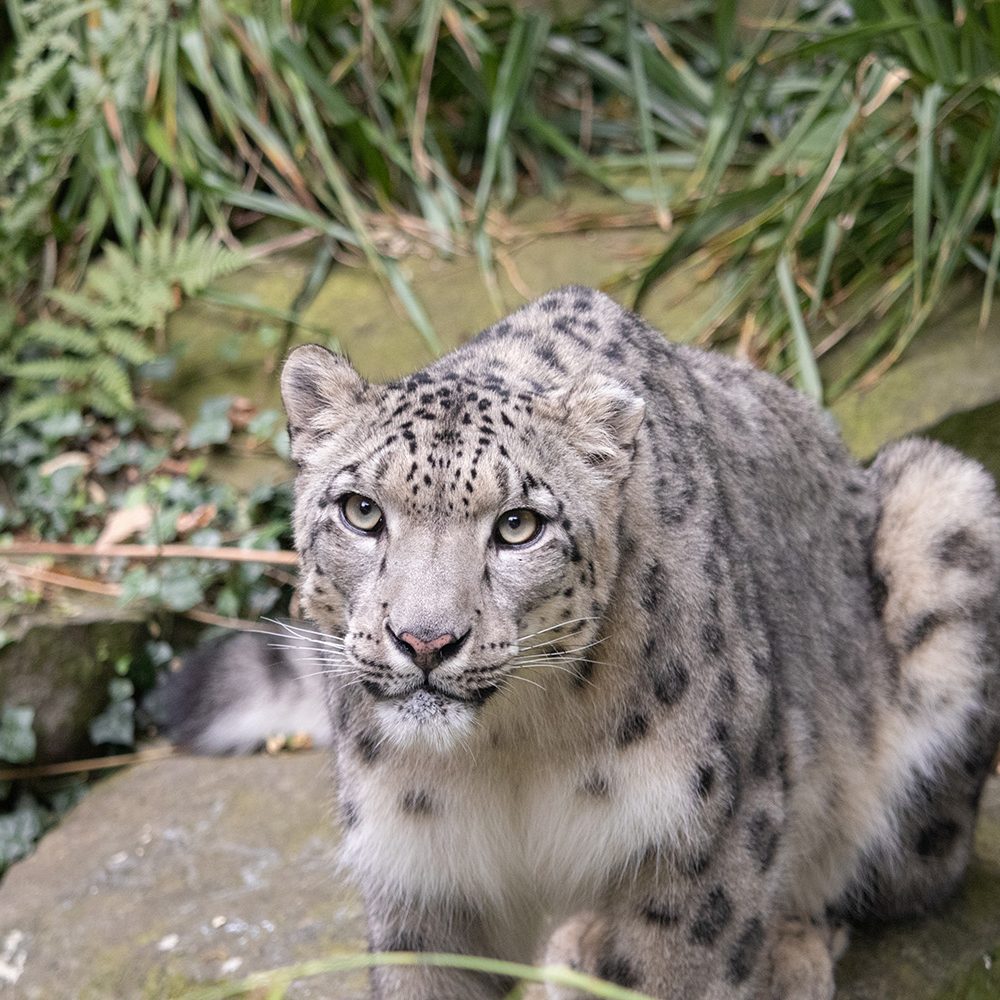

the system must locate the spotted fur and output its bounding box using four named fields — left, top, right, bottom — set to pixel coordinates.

left=176, top=286, right=1000, bottom=999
